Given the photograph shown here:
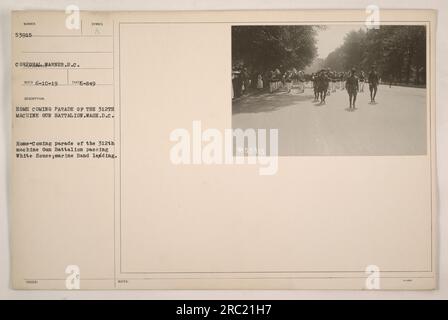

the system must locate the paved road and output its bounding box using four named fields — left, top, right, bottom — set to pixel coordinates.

left=232, top=84, right=427, bottom=156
